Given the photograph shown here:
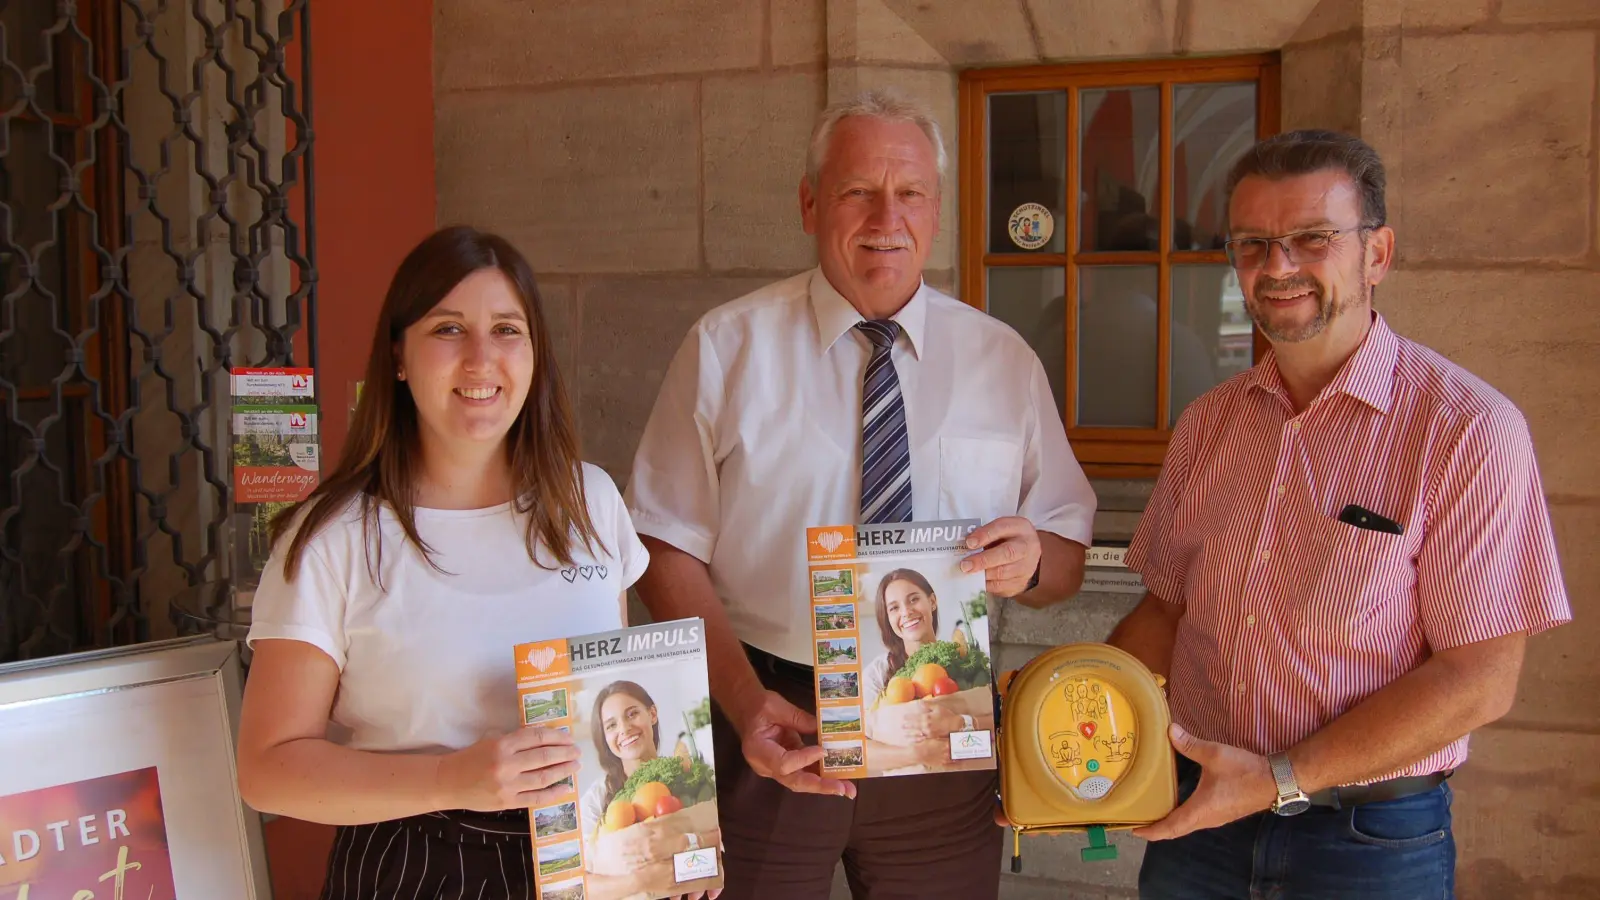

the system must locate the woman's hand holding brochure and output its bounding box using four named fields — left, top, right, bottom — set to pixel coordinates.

left=433, top=724, right=580, bottom=812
